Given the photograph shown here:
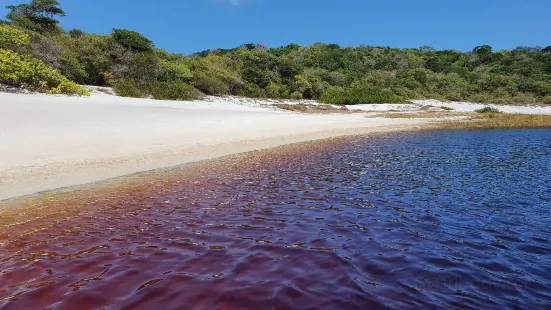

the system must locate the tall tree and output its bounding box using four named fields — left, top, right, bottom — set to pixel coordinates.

left=472, top=45, right=493, bottom=55
left=6, top=0, right=65, bottom=33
